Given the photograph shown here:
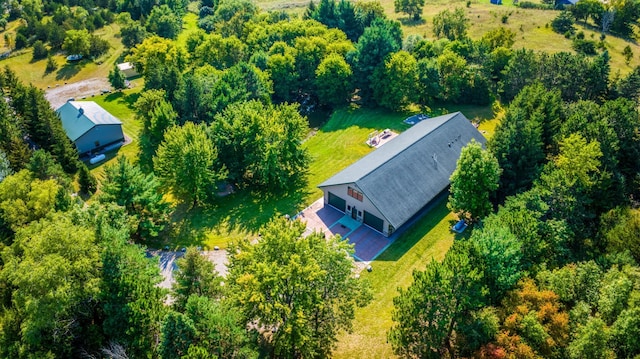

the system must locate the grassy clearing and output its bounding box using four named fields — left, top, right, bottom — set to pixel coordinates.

left=334, top=200, right=472, bottom=358
left=257, top=0, right=640, bottom=74
left=177, top=12, right=200, bottom=49
left=0, top=22, right=123, bottom=89
left=303, top=106, right=410, bottom=201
